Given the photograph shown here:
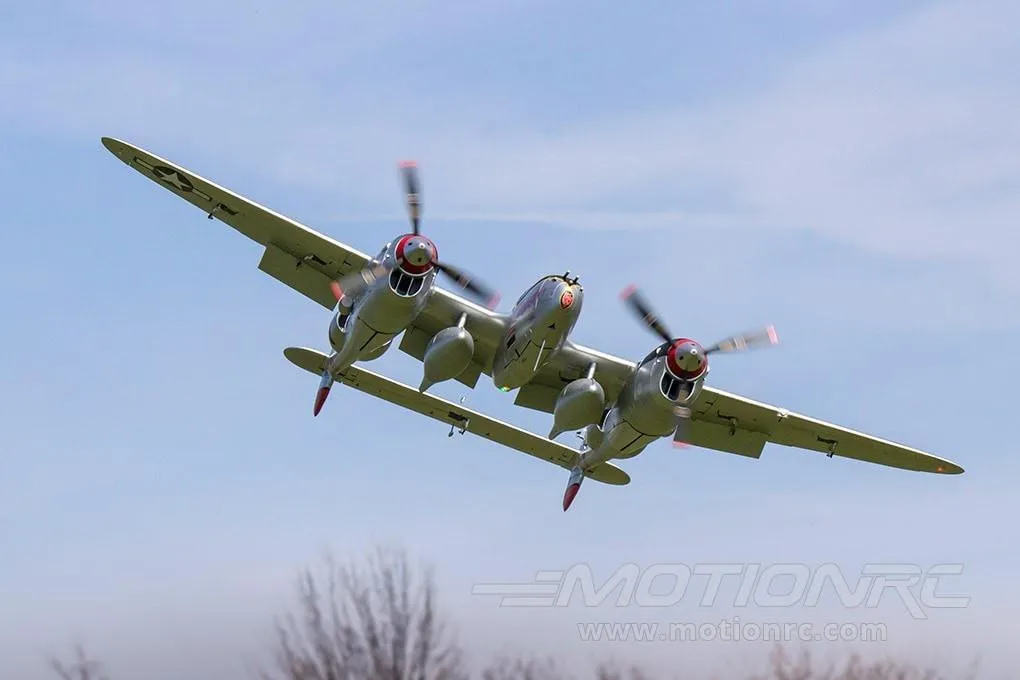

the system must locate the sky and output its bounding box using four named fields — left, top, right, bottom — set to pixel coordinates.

left=1, top=0, right=1018, bottom=678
